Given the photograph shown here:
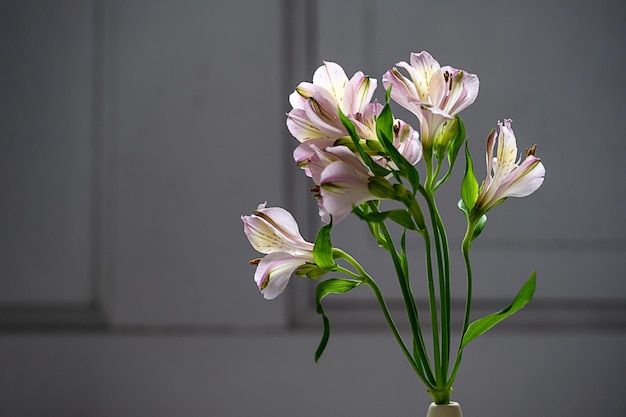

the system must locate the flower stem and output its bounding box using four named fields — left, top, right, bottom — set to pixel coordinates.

left=417, top=184, right=452, bottom=390
left=365, top=202, right=436, bottom=384
left=447, top=220, right=476, bottom=387
left=378, top=218, right=436, bottom=386
left=364, top=275, right=437, bottom=392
